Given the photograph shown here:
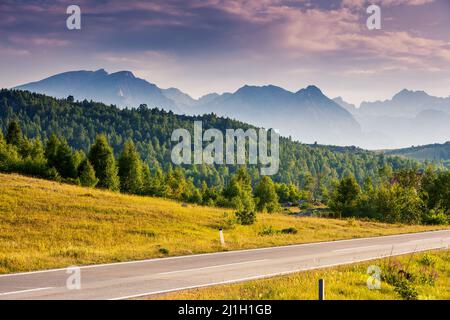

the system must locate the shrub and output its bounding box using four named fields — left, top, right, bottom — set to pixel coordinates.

left=258, top=225, right=278, bottom=236
left=281, top=227, right=298, bottom=234
left=158, top=248, right=169, bottom=255
left=423, top=209, right=448, bottom=225
left=220, top=212, right=236, bottom=230
left=299, top=202, right=310, bottom=210
left=382, top=259, right=416, bottom=284
left=393, top=280, right=418, bottom=300
left=418, top=253, right=437, bottom=267
left=418, top=268, right=438, bottom=286
left=235, top=209, right=256, bottom=225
